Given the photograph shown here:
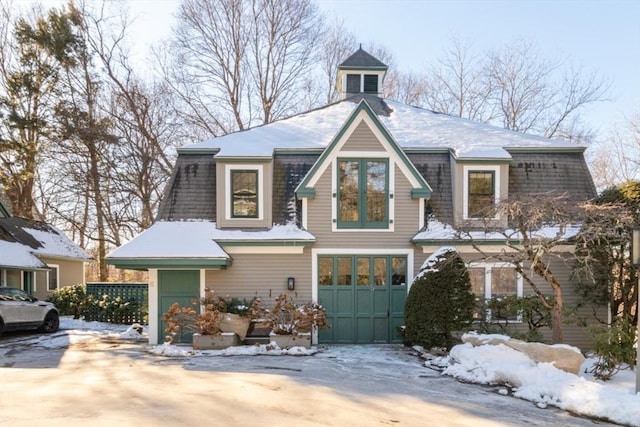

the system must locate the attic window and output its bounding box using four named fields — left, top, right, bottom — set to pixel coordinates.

left=463, top=165, right=501, bottom=220
left=231, top=170, right=258, bottom=218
